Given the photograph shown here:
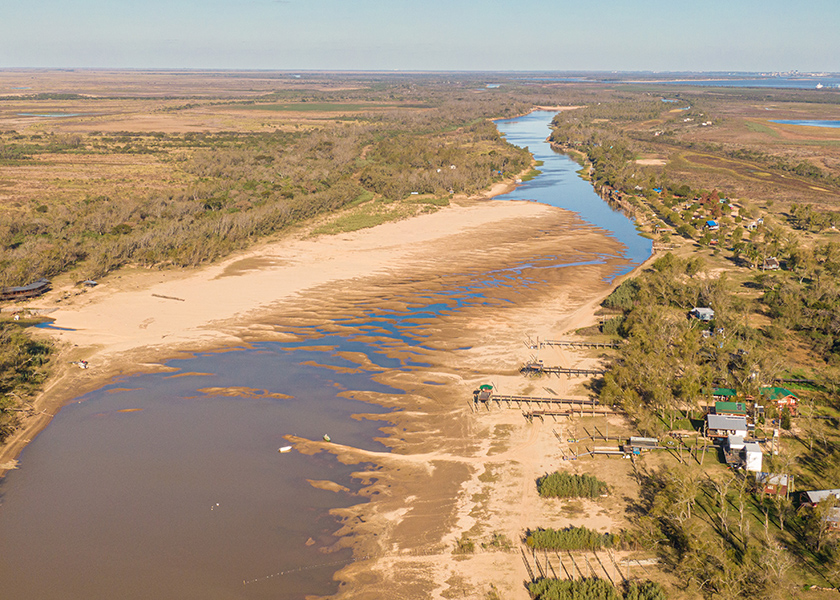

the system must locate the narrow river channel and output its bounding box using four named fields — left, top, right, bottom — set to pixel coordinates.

left=0, top=111, right=650, bottom=600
